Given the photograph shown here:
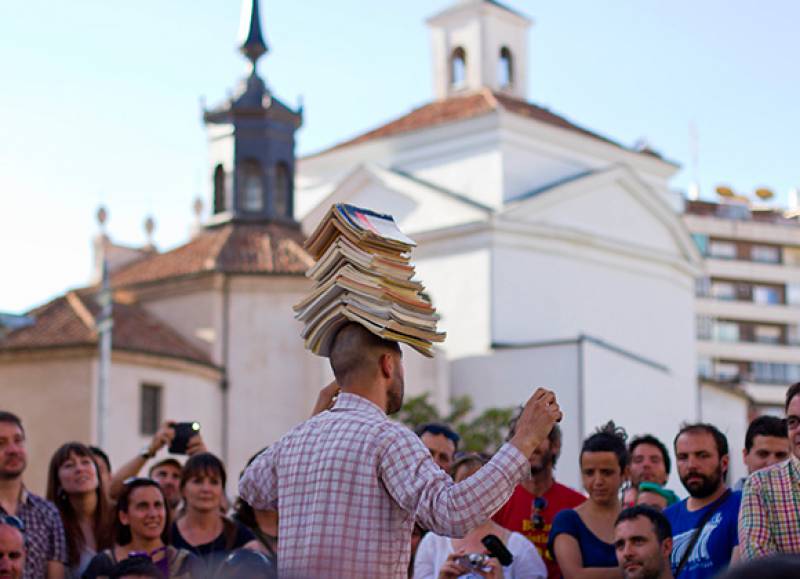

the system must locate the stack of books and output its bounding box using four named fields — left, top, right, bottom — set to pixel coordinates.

left=295, top=204, right=445, bottom=357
